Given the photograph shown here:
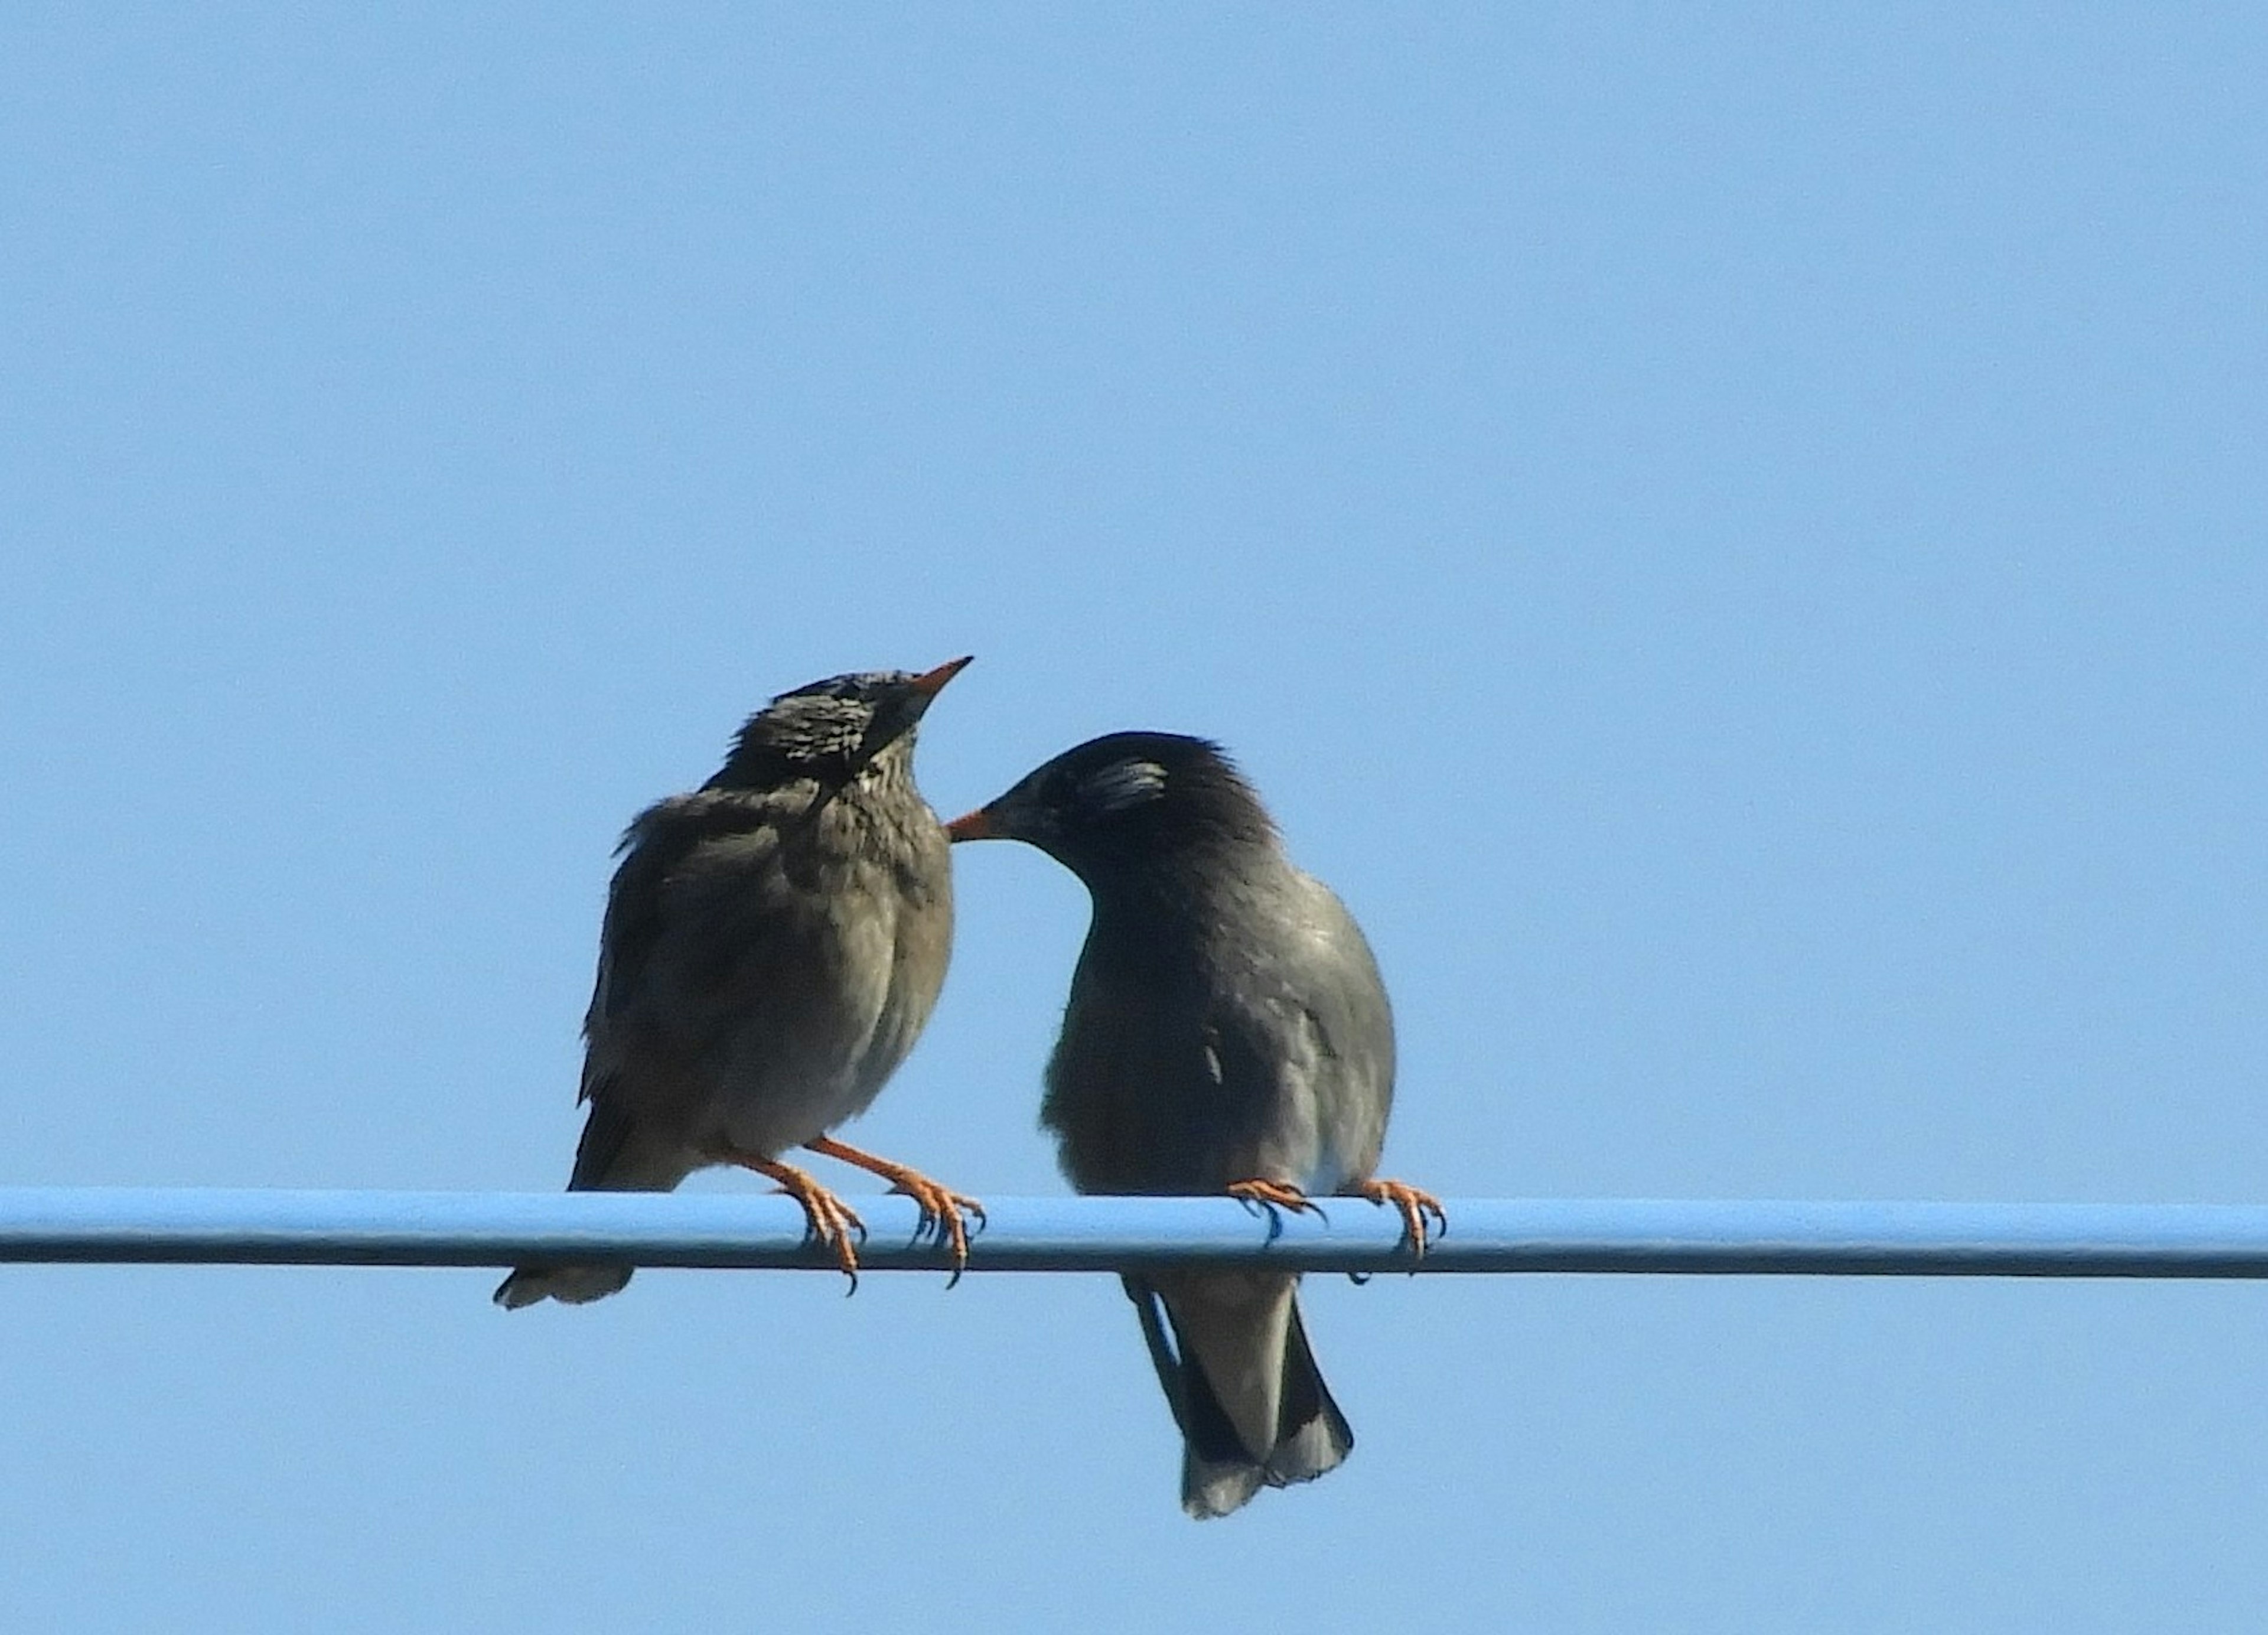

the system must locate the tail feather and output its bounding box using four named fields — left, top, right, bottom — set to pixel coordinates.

left=1123, top=1274, right=1354, bottom=1520
left=494, top=1094, right=692, bottom=1310
left=1261, top=1299, right=1354, bottom=1490
left=493, top=1261, right=634, bottom=1308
